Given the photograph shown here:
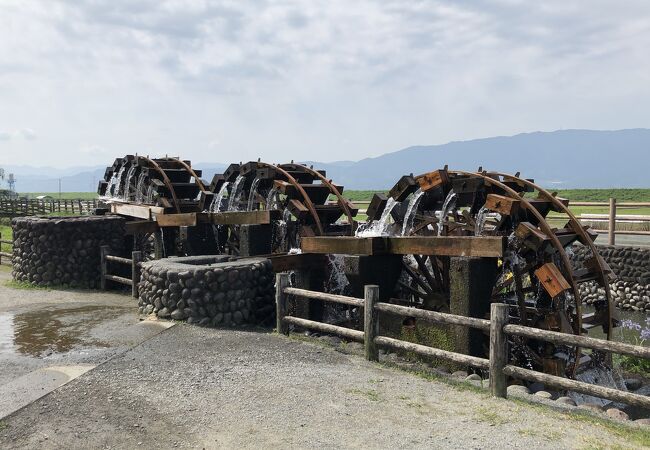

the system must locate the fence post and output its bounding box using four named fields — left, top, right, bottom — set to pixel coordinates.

left=100, top=245, right=109, bottom=290
left=276, top=272, right=290, bottom=335
left=364, top=285, right=380, bottom=361
left=608, top=197, right=616, bottom=246
left=489, top=303, right=508, bottom=398
left=132, top=251, right=143, bottom=299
